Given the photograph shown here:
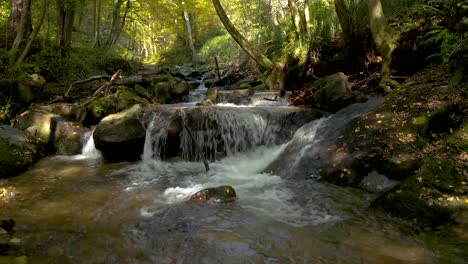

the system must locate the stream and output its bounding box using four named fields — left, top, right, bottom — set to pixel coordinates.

left=1, top=98, right=467, bottom=263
